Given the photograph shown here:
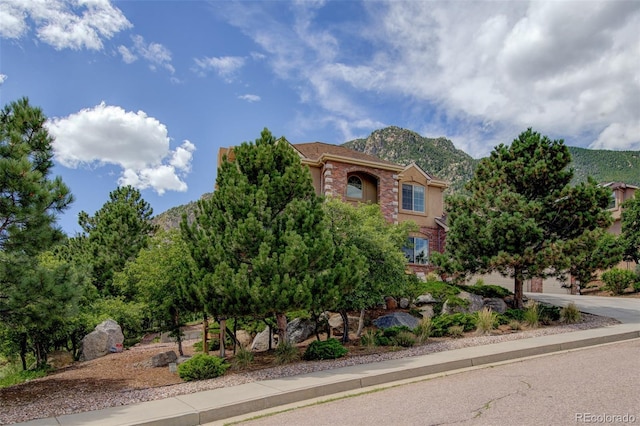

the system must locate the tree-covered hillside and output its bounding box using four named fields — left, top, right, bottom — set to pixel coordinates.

left=568, top=146, right=640, bottom=186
